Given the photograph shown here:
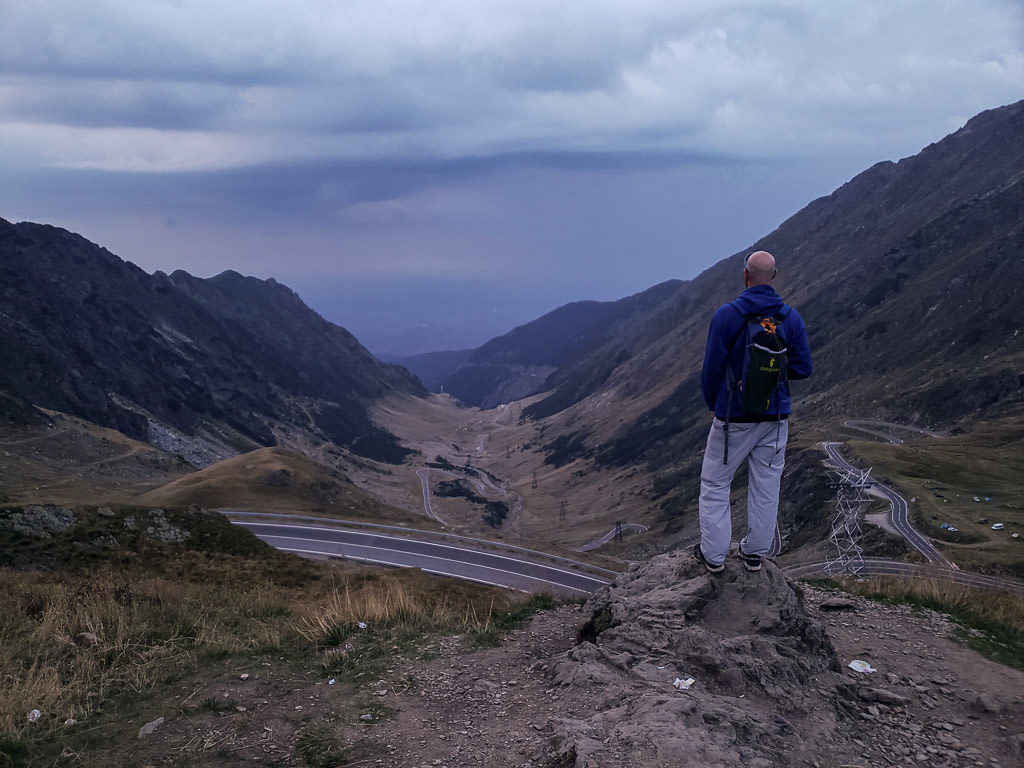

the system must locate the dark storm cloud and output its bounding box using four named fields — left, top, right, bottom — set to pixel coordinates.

left=10, top=142, right=727, bottom=212
left=1, top=77, right=239, bottom=131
